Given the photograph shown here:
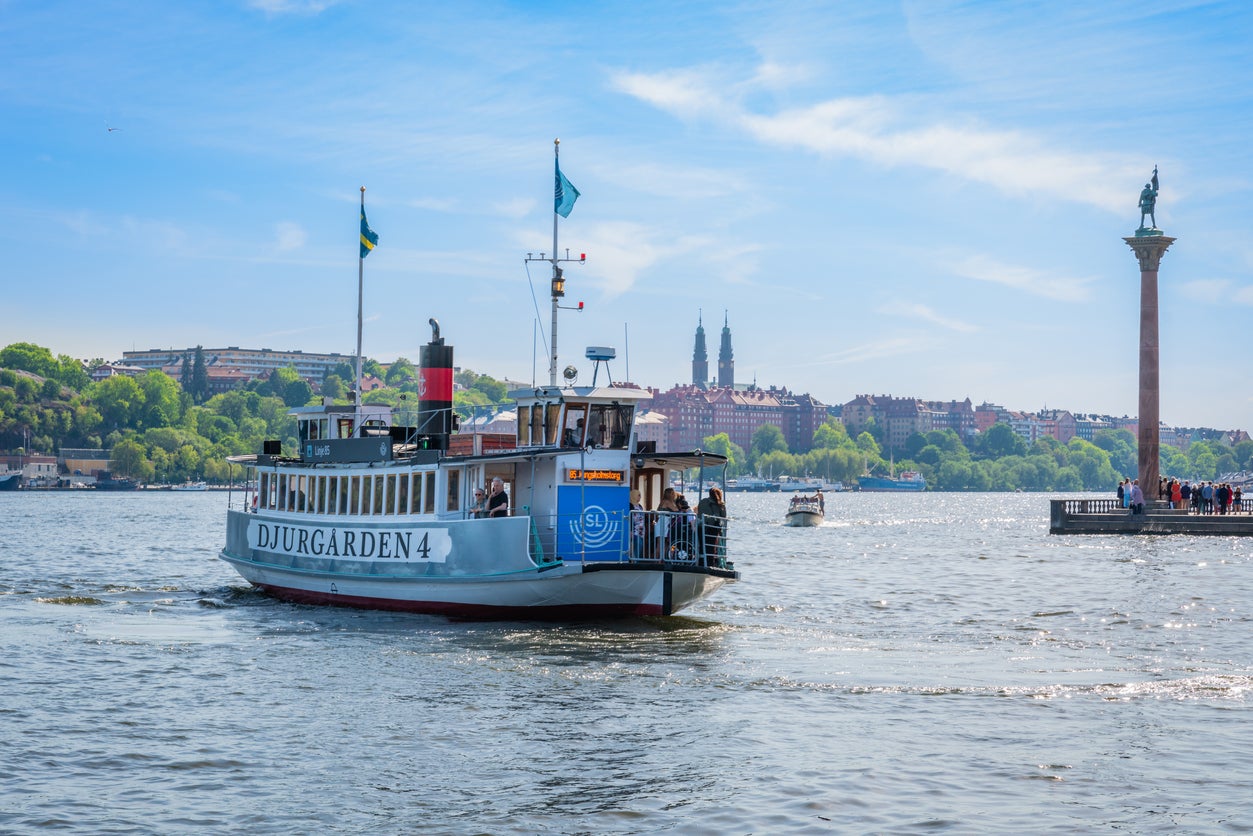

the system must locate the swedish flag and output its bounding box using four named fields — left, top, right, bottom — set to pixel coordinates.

left=360, top=208, right=379, bottom=258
